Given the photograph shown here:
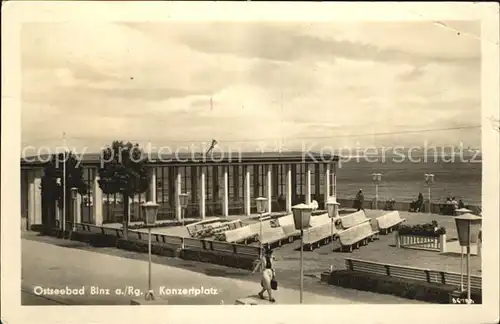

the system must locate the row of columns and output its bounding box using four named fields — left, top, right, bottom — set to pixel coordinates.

left=25, top=163, right=337, bottom=227
left=144, top=164, right=337, bottom=220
